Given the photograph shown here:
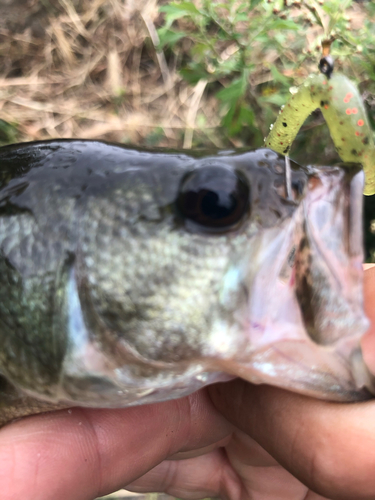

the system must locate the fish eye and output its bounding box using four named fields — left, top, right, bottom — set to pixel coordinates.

left=177, top=166, right=250, bottom=230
